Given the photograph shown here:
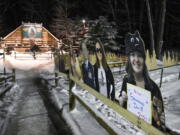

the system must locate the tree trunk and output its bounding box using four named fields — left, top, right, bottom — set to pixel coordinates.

left=109, top=0, right=117, bottom=22
left=139, top=1, right=145, bottom=32
left=155, top=0, right=167, bottom=59
left=125, top=0, right=132, bottom=32
left=145, top=0, right=155, bottom=54
left=132, top=0, right=136, bottom=30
